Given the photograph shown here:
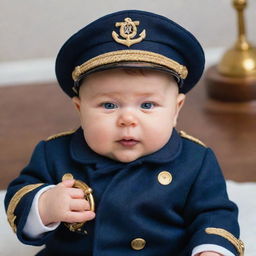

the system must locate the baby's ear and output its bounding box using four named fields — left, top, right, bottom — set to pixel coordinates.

left=177, top=93, right=186, bottom=110
left=173, top=93, right=186, bottom=127
left=72, top=96, right=81, bottom=112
